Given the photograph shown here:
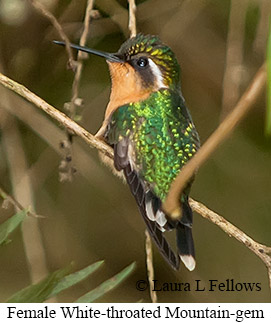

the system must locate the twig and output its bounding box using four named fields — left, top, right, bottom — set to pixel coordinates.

left=221, top=0, right=248, bottom=119
left=70, top=0, right=95, bottom=118
left=29, top=0, right=75, bottom=69
left=0, top=72, right=113, bottom=160
left=0, top=69, right=270, bottom=289
left=0, top=186, right=32, bottom=216
left=128, top=0, right=137, bottom=38
left=127, top=0, right=156, bottom=302
left=0, top=185, right=44, bottom=219
left=163, top=63, right=267, bottom=217
left=29, top=0, right=90, bottom=181
left=190, top=198, right=271, bottom=290
left=145, top=230, right=157, bottom=303
left=59, top=0, right=95, bottom=182
left=1, top=92, right=108, bottom=194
